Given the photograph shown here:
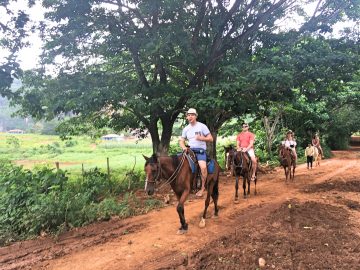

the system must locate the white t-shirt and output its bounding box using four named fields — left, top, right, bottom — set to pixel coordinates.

left=282, top=139, right=297, bottom=148
left=181, top=122, right=210, bottom=149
